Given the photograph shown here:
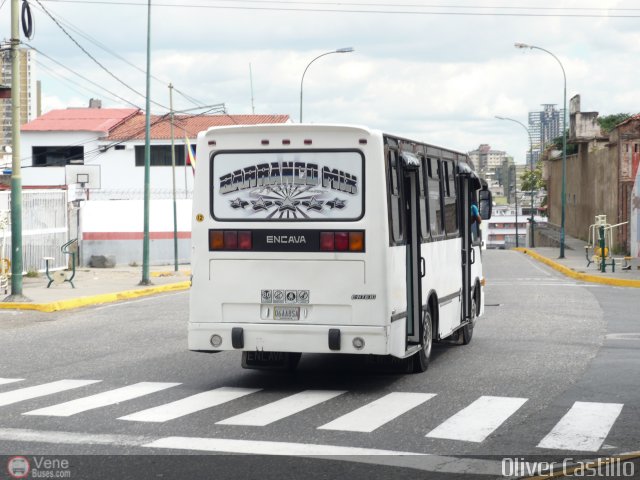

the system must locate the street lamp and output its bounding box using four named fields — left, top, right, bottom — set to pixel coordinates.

left=495, top=115, right=535, bottom=247
left=299, top=47, right=354, bottom=123
left=514, top=42, right=567, bottom=258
